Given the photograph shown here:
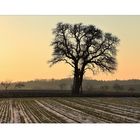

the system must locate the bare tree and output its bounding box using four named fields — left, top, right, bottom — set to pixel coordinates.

left=1, top=81, right=12, bottom=90
left=49, top=22, right=120, bottom=94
